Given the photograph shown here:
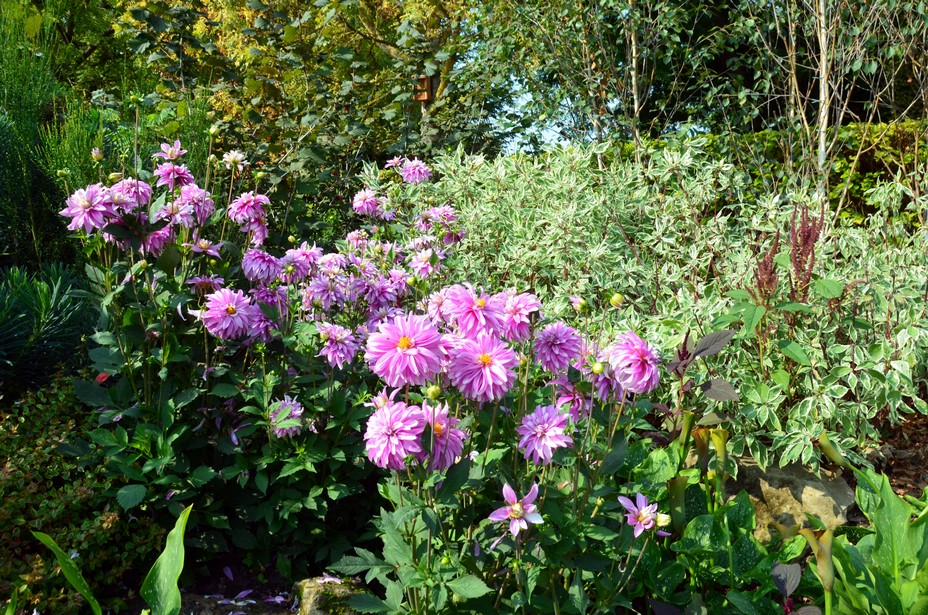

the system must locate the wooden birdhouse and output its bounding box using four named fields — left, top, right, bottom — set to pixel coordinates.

left=413, top=75, right=435, bottom=103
